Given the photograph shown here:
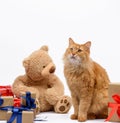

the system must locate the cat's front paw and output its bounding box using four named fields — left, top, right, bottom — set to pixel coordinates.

left=70, top=114, right=78, bottom=120
left=87, top=113, right=96, bottom=119
left=78, top=114, right=87, bottom=122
